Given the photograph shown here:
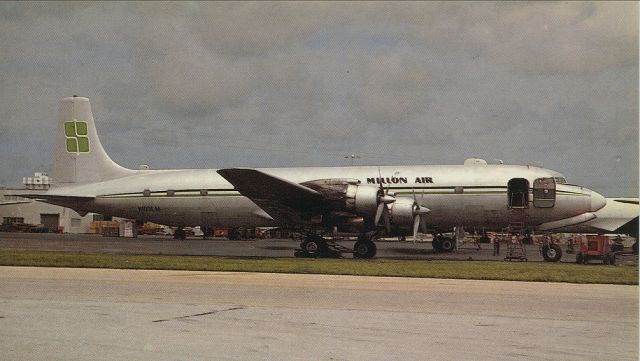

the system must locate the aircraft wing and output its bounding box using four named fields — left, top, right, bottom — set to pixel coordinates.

left=0, top=200, right=33, bottom=205
left=217, top=168, right=325, bottom=225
